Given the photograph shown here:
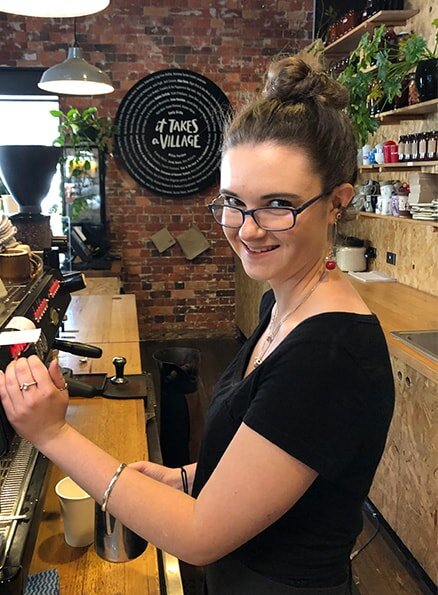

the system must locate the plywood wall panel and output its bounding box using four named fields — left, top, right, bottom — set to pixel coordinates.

left=339, top=217, right=438, bottom=296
